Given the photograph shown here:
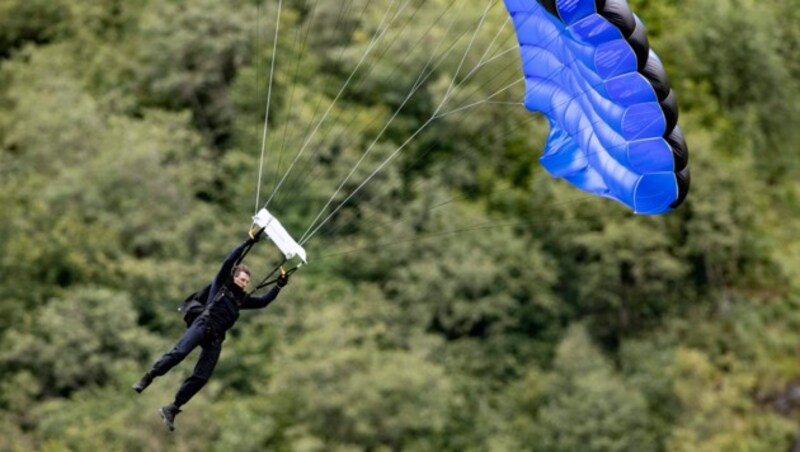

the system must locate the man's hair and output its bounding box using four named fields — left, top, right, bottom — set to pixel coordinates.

left=233, top=264, right=251, bottom=277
